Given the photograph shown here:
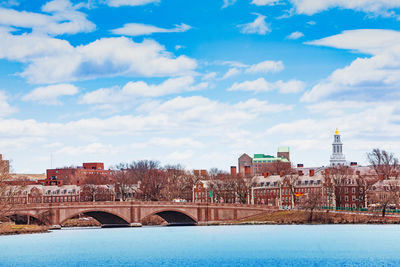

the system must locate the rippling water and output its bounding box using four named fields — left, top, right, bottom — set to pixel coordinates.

left=0, top=225, right=399, bottom=266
